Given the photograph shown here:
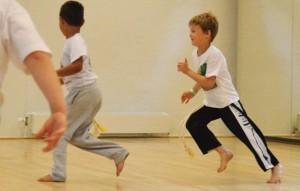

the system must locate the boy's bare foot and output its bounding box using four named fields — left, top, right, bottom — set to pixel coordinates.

left=216, top=148, right=233, bottom=173
left=116, top=154, right=129, bottom=177
left=38, top=174, right=56, bottom=182
left=267, top=164, right=283, bottom=184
